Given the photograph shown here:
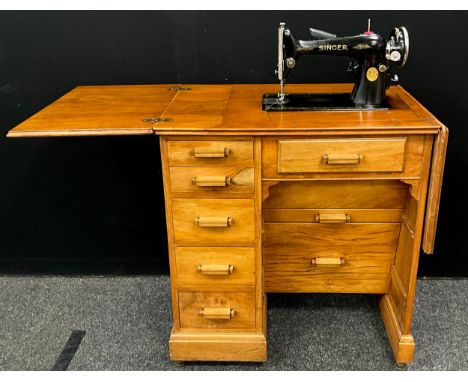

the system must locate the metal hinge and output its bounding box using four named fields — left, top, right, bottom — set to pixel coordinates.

left=142, top=117, right=173, bottom=123
left=168, top=87, right=191, bottom=91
